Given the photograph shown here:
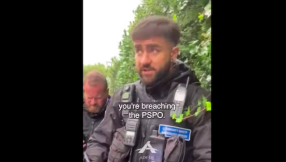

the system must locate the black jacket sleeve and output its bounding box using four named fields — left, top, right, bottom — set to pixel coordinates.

left=187, top=85, right=211, bottom=162
left=86, top=88, right=123, bottom=162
